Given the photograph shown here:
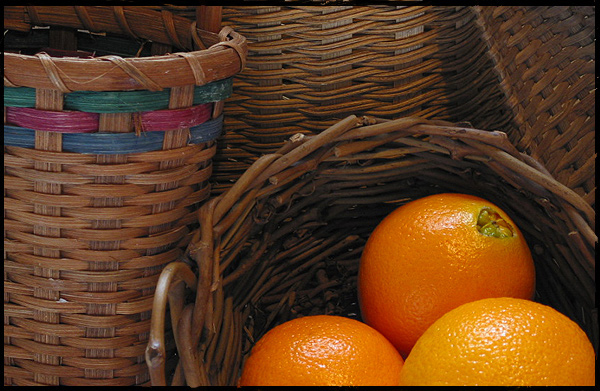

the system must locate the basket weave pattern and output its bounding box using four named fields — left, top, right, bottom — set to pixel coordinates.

left=214, top=5, right=594, bottom=207
left=147, top=115, right=596, bottom=386
left=215, top=6, right=513, bottom=191
left=474, top=6, right=595, bottom=207
left=4, top=6, right=246, bottom=386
